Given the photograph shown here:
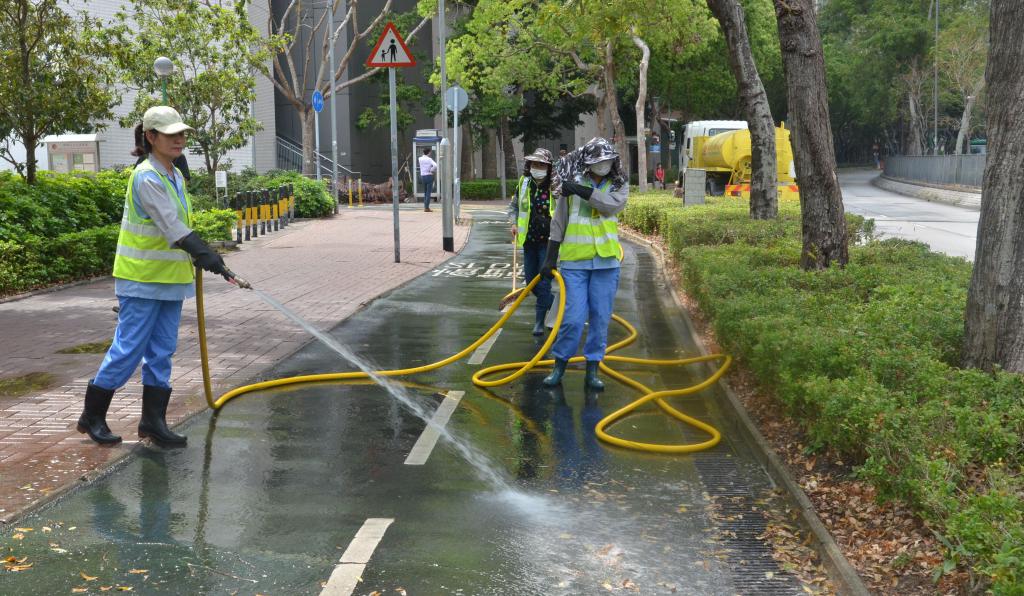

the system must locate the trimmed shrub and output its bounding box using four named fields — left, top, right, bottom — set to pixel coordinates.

left=461, top=179, right=504, bottom=200
left=192, top=209, right=237, bottom=242
left=622, top=190, right=1024, bottom=589
left=0, top=226, right=119, bottom=296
